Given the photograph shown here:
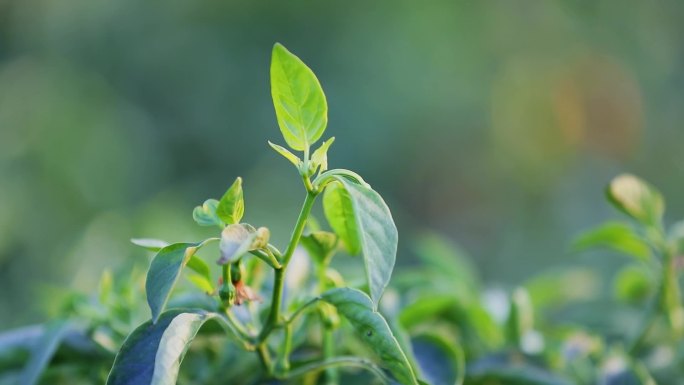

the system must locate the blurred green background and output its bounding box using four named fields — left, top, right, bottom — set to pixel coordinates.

left=1, top=0, right=684, bottom=329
